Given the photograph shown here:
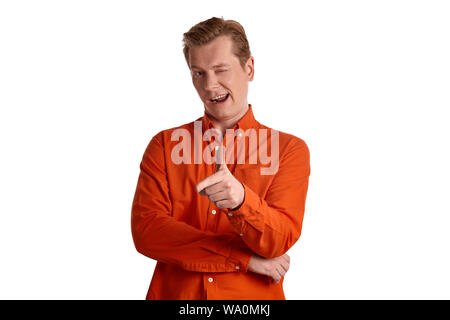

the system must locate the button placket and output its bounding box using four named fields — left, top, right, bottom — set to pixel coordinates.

left=205, top=203, right=219, bottom=232
left=204, top=273, right=217, bottom=300
left=202, top=134, right=218, bottom=232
